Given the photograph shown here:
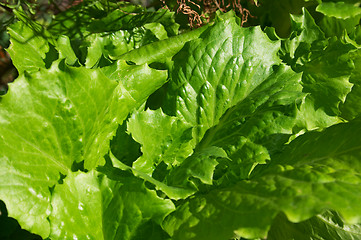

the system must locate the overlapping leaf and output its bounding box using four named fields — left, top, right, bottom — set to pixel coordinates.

left=163, top=117, right=361, bottom=240
left=1, top=4, right=361, bottom=240
left=280, top=9, right=355, bottom=116
left=316, top=1, right=361, bottom=37
left=7, top=20, right=50, bottom=72
left=0, top=31, right=167, bottom=238
left=268, top=211, right=361, bottom=240
left=127, top=109, right=194, bottom=175
left=115, top=25, right=208, bottom=64
left=246, top=0, right=319, bottom=37
left=47, top=1, right=180, bottom=66
left=49, top=171, right=174, bottom=240
left=341, top=49, right=361, bottom=120
left=164, top=12, right=281, bottom=142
